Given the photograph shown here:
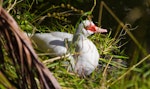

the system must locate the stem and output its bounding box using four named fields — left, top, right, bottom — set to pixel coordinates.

left=109, top=54, right=150, bottom=87
left=90, top=0, right=96, bottom=13
left=101, top=1, right=147, bottom=56
left=98, top=1, right=103, bottom=26
left=102, top=56, right=113, bottom=76
left=43, top=54, right=70, bottom=64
